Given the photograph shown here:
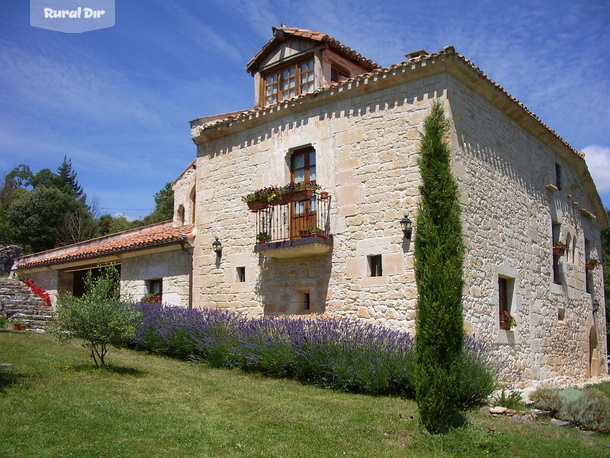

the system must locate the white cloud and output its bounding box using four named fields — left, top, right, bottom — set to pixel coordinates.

left=582, top=145, right=610, bottom=193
